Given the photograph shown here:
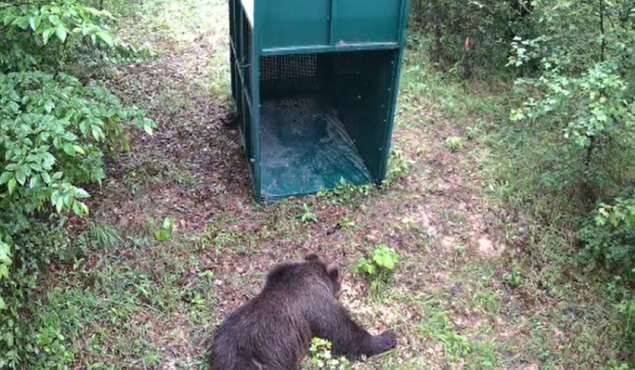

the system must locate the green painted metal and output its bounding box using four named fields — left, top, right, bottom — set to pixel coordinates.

left=228, top=0, right=410, bottom=203
left=332, top=0, right=401, bottom=43
left=259, top=42, right=399, bottom=57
